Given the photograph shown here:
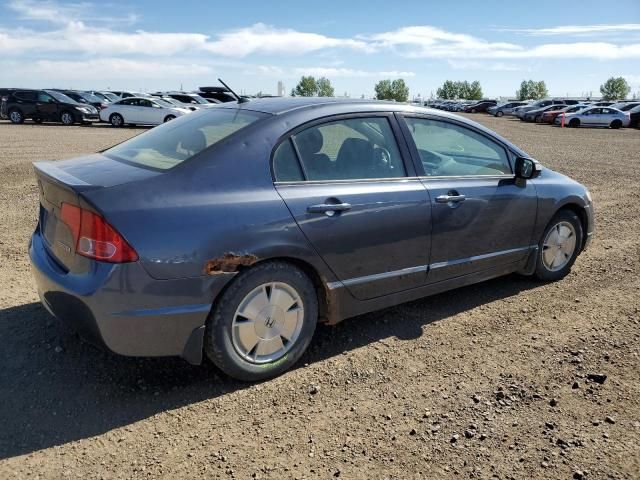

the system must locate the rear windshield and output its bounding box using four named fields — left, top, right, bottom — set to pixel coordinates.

left=104, top=108, right=267, bottom=170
